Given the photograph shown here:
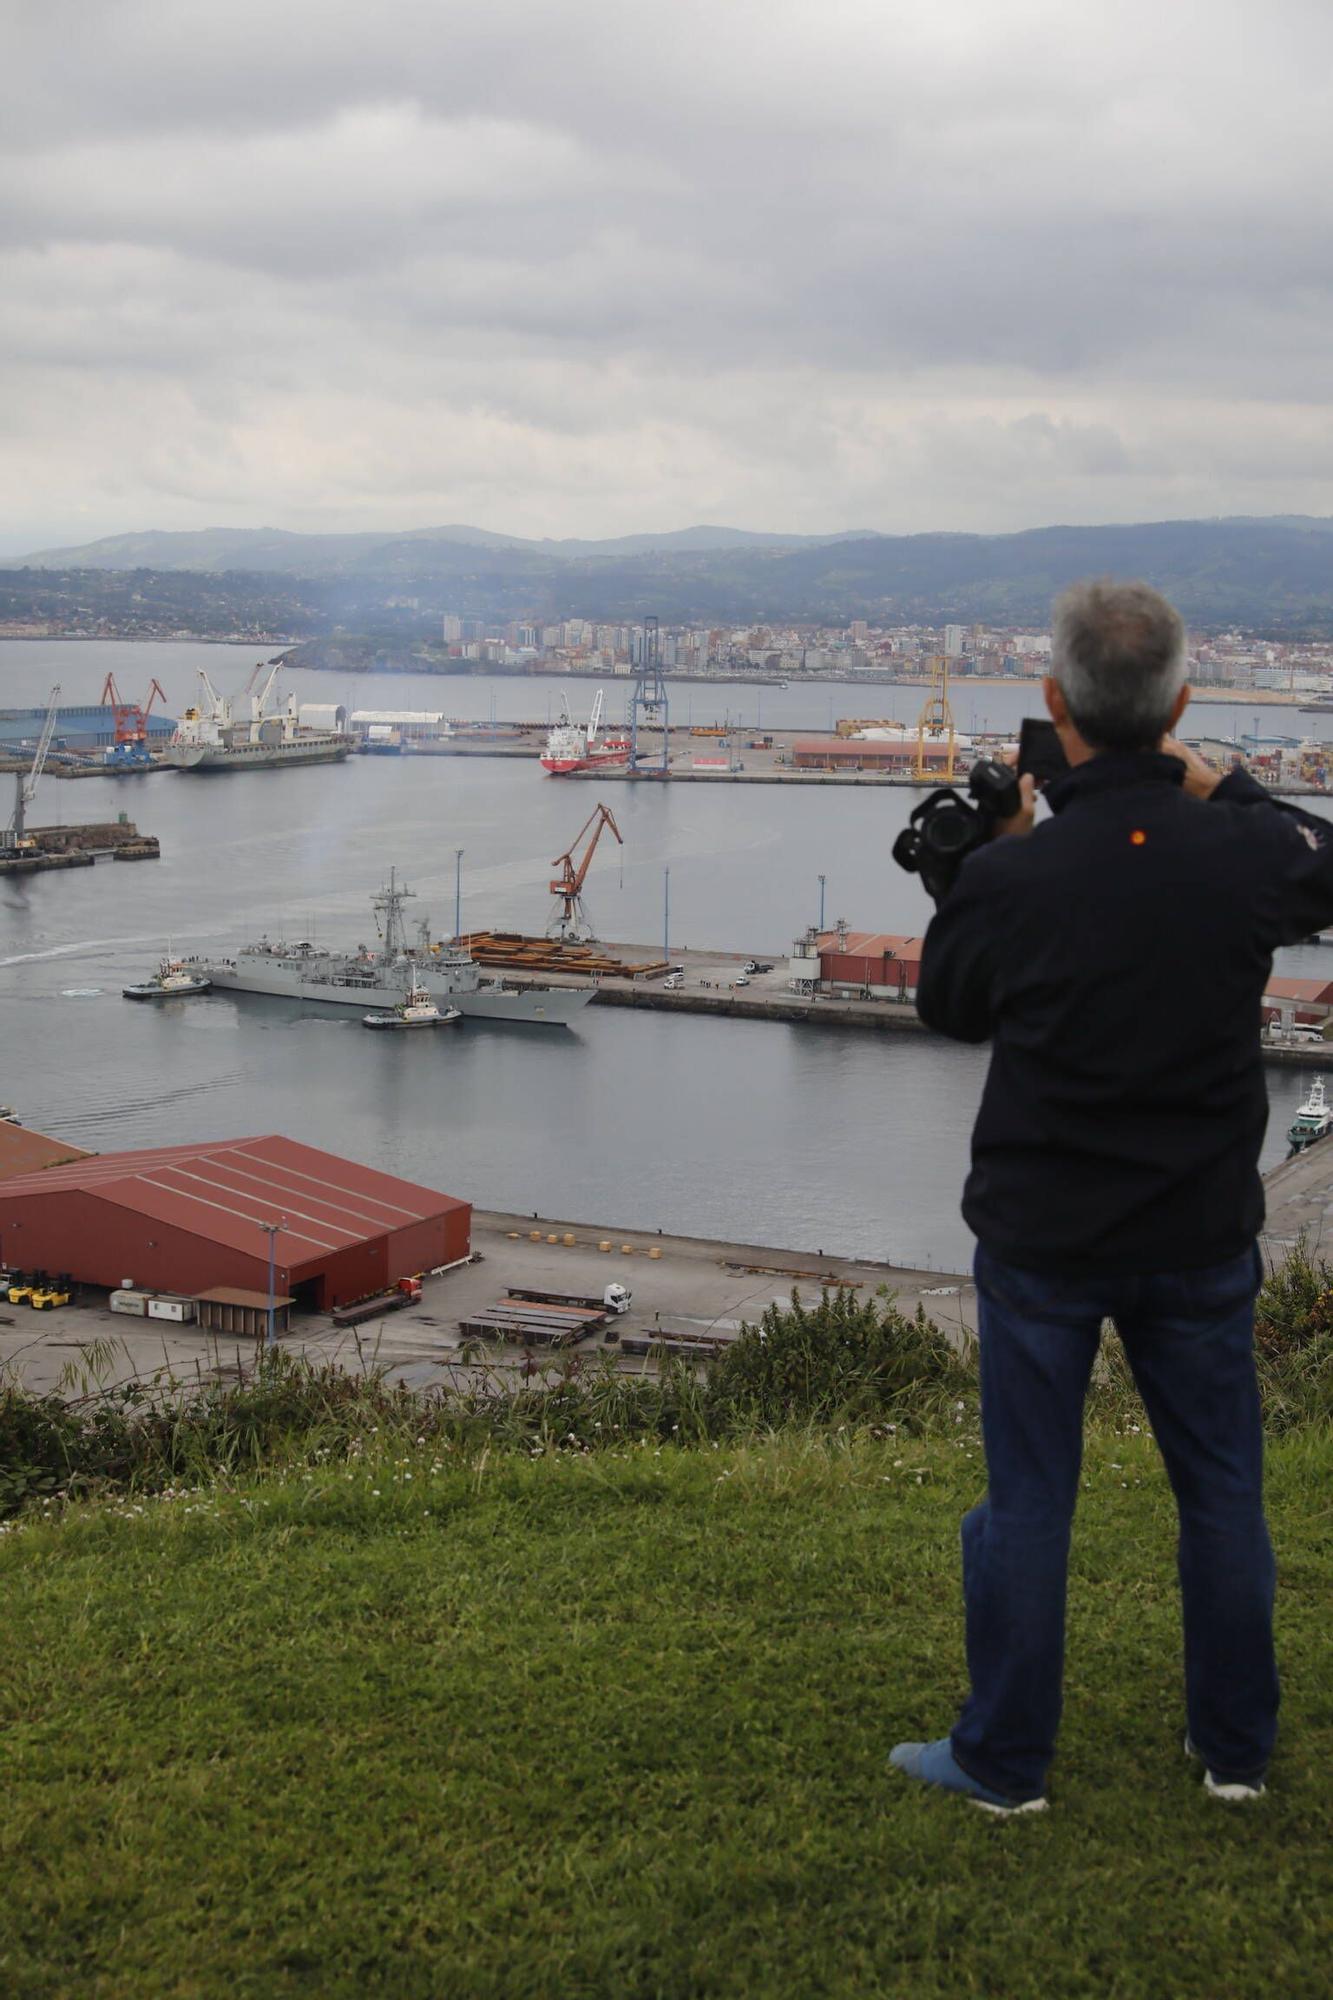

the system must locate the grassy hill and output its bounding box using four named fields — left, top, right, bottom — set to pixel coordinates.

left=2, top=1425, right=1328, bottom=2000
